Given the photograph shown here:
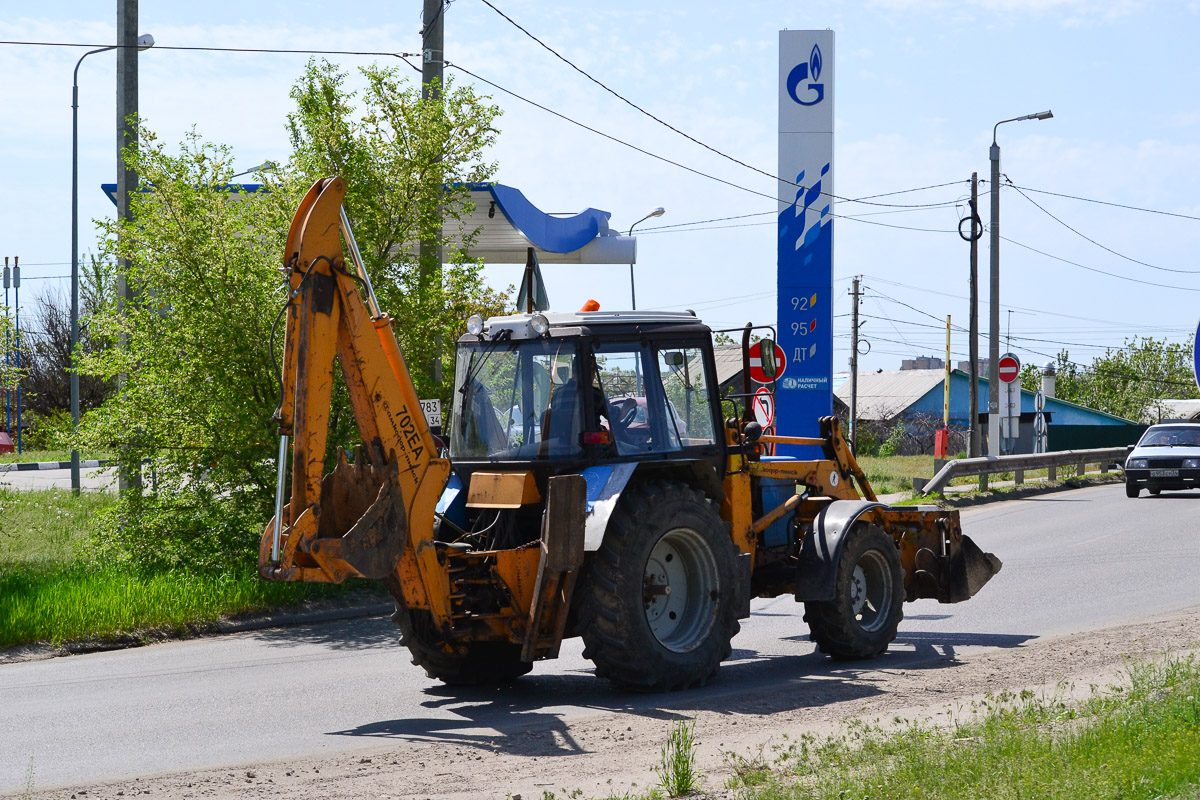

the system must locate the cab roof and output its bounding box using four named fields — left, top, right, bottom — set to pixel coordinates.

left=468, top=310, right=711, bottom=341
